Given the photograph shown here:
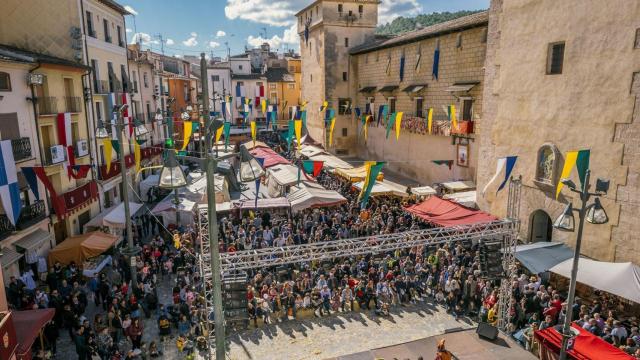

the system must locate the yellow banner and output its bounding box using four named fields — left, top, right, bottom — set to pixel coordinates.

left=450, top=105, right=458, bottom=131
left=251, top=120, right=257, bottom=144
left=364, top=115, right=371, bottom=142
left=215, top=124, right=224, bottom=143
left=261, top=99, right=267, bottom=114
left=181, top=121, right=192, bottom=150
left=427, top=108, right=433, bottom=134
left=329, top=117, right=336, bottom=146
left=395, top=112, right=404, bottom=140
left=556, top=151, right=578, bottom=199
left=294, top=119, right=303, bottom=150
left=359, top=161, right=375, bottom=200
left=103, top=139, right=113, bottom=173
left=134, top=141, right=141, bottom=172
